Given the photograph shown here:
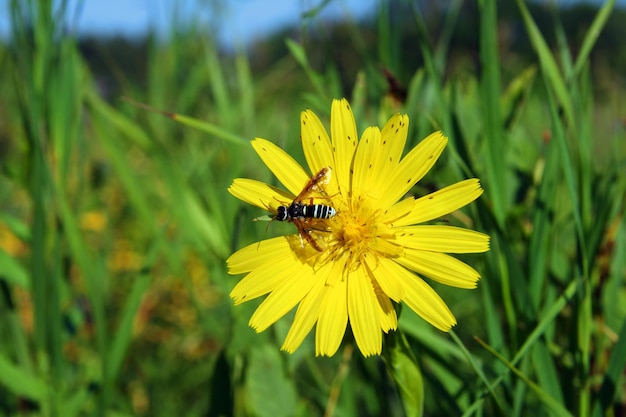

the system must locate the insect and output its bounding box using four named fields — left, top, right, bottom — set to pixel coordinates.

left=274, top=166, right=336, bottom=251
